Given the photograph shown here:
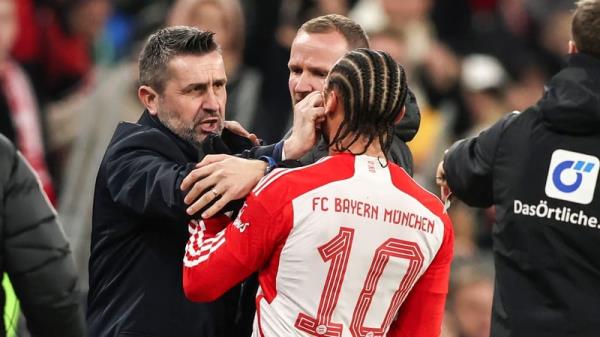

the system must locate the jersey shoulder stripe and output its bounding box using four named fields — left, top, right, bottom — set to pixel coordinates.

left=253, top=156, right=334, bottom=196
